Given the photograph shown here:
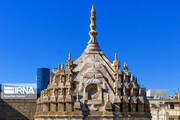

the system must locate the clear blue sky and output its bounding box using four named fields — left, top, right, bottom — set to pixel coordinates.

left=0, top=0, right=180, bottom=96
